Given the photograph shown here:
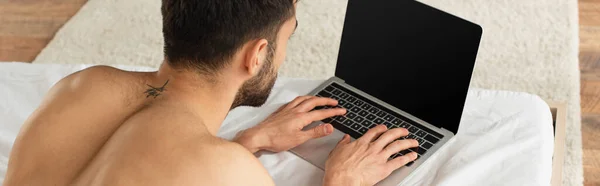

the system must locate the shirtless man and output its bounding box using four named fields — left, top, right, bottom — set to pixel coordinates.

left=3, top=0, right=419, bottom=185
